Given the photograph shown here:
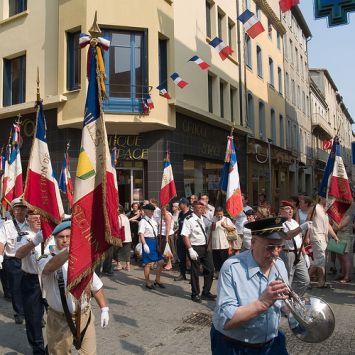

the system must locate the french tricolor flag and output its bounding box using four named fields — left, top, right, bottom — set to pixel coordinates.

left=160, top=152, right=177, bottom=207
left=79, top=33, right=91, bottom=48
left=238, top=10, right=265, bottom=39
left=279, top=0, right=300, bottom=13
left=170, top=72, right=188, bottom=88
left=147, top=95, right=154, bottom=109
left=156, top=84, right=172, bottom=99
left=209, top=37, right=234, bottom=60
left=58, top=147, right=74, bottom=208
left=189, top=55, right=210, bottom=70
